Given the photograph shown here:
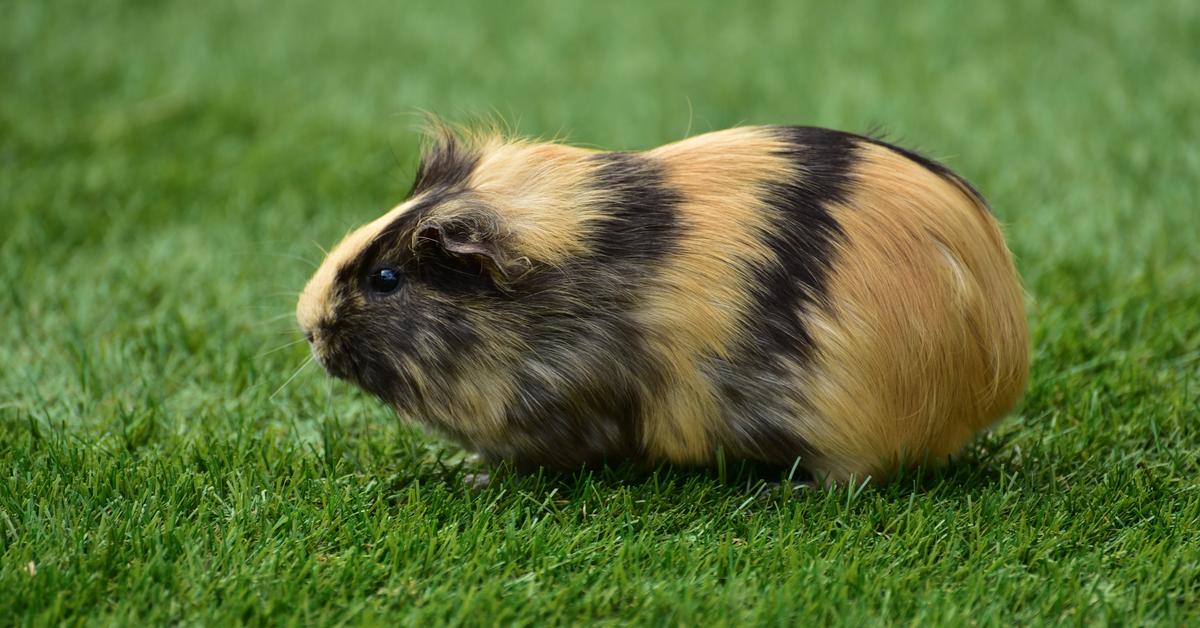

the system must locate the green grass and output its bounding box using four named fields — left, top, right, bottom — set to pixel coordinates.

left=2, top=0, right=1198, bottom=624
